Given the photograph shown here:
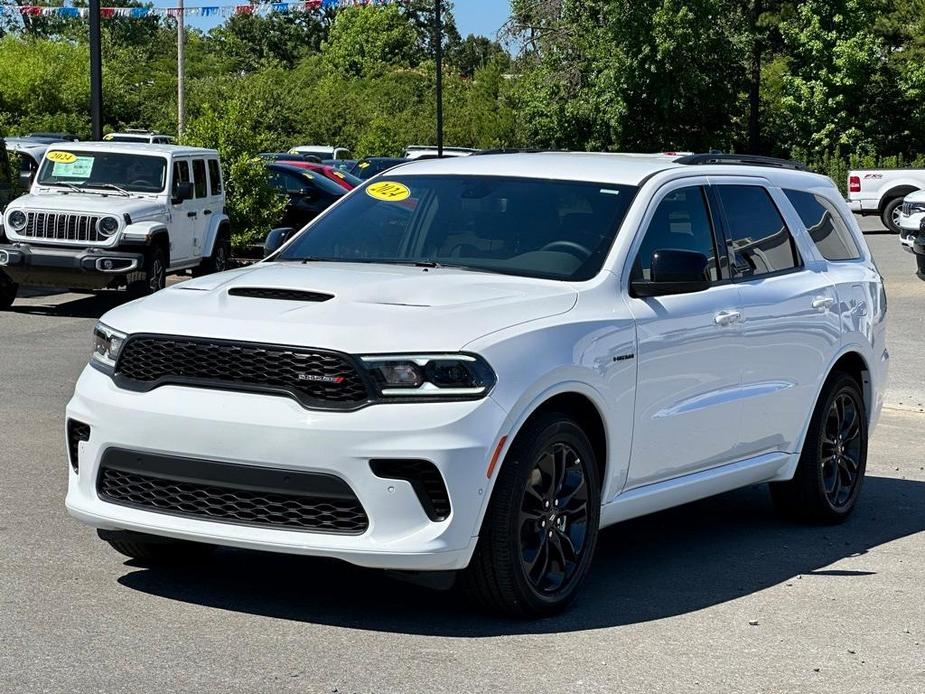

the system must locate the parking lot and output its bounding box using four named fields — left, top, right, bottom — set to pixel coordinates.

left=0, top=219, right=922, bottom=694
